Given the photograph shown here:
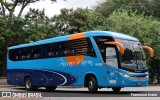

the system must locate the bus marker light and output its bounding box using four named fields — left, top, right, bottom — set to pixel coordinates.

left=122, top=81, right=125, bottom=84
left=106, top=67, right=109, bottom=71
left=70, top=76, right=74, bottom=80
left=129, top=72, right=134, bottom=74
